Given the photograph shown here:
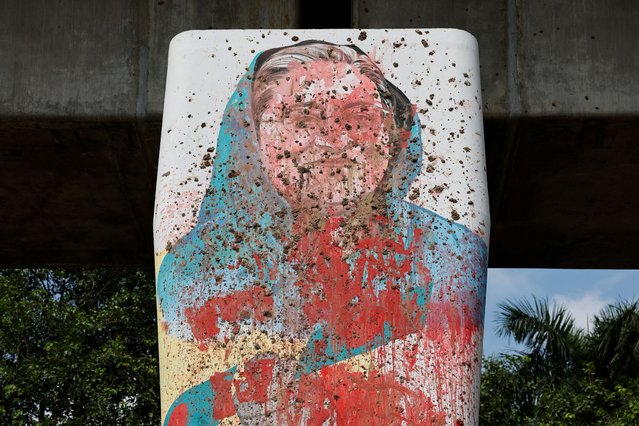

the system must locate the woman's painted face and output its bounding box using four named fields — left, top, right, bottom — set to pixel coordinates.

left=258, top=59, right=394, bottom=213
